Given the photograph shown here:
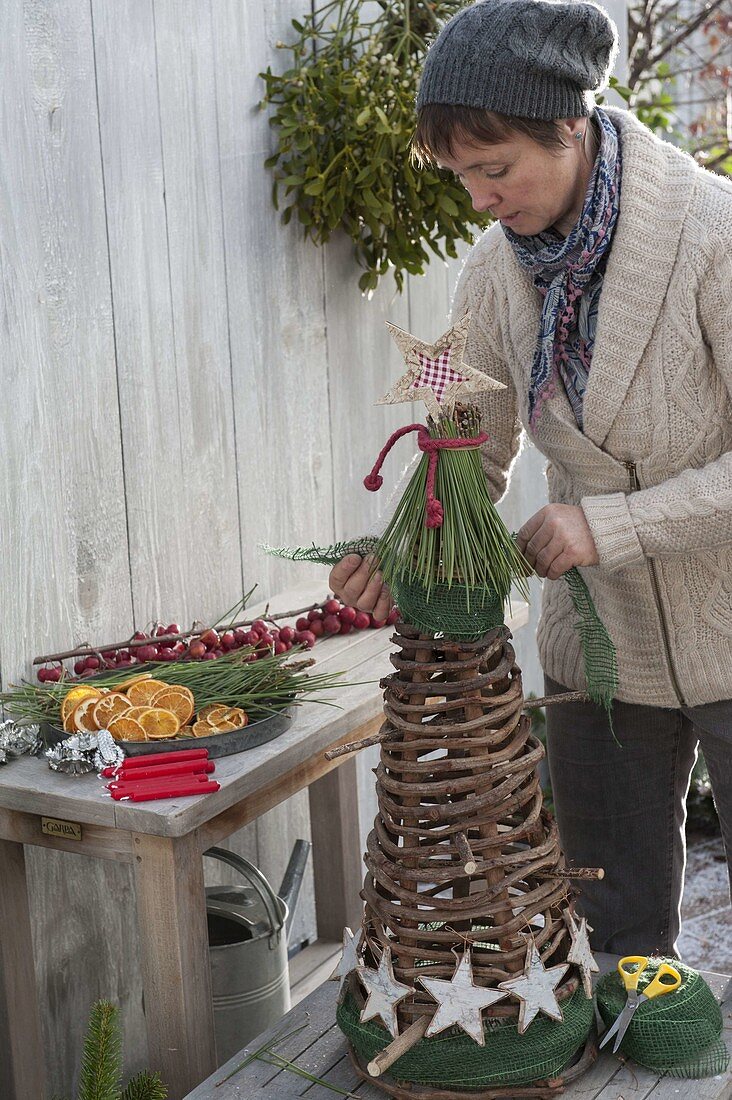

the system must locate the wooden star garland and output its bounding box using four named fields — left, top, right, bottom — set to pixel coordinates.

left=565, top=912, right=599, bottom=998
left=418, top=949, right=508, bottom=1045
left=378, top=313, right=505, bottom=419
left=357, top=945, right=413, bottom=1038
left=497, top=938, right=569, bottom=1034
left=330, top=926, right=363, bottom=991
